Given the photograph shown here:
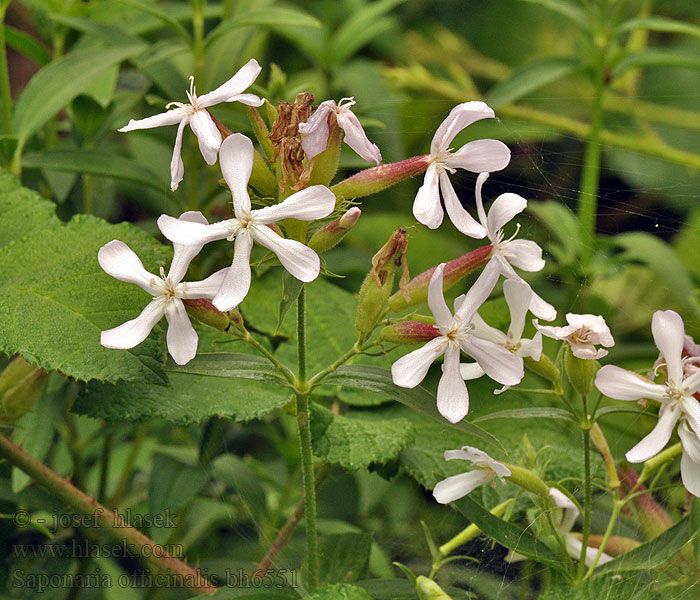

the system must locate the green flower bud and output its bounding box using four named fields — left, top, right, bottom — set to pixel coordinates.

left=503, top=464, right=551, bottom=499
left=308, top=207, right=361, bottom=254
left=524, top=354, right=561, bottom=388
left=183, top=299, right=243, bottom=332
left=564, top=345, right=597, bottom=398
left=416, top=576, right=452, bottom=600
